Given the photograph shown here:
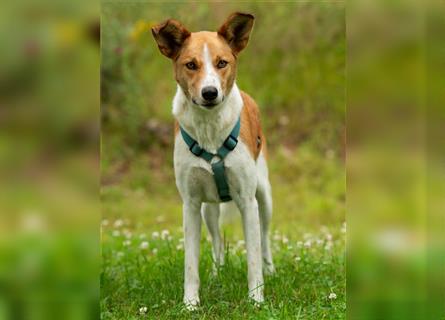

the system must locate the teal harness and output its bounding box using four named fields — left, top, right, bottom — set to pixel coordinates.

left=179, top=117, right=241, bottom=202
